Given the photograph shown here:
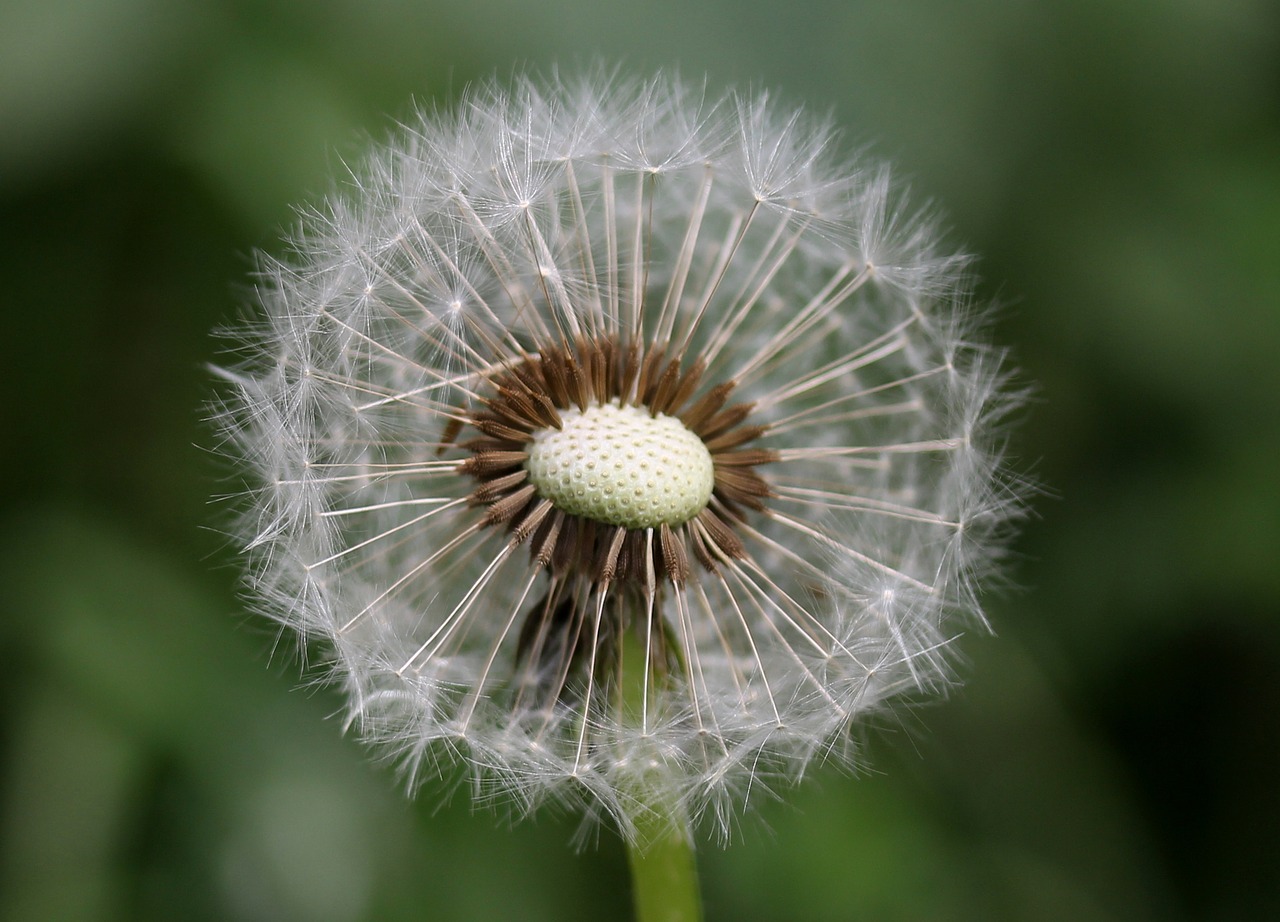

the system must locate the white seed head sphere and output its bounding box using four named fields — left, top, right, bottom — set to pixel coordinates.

left=214, top=68, right=1025, bottom=841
